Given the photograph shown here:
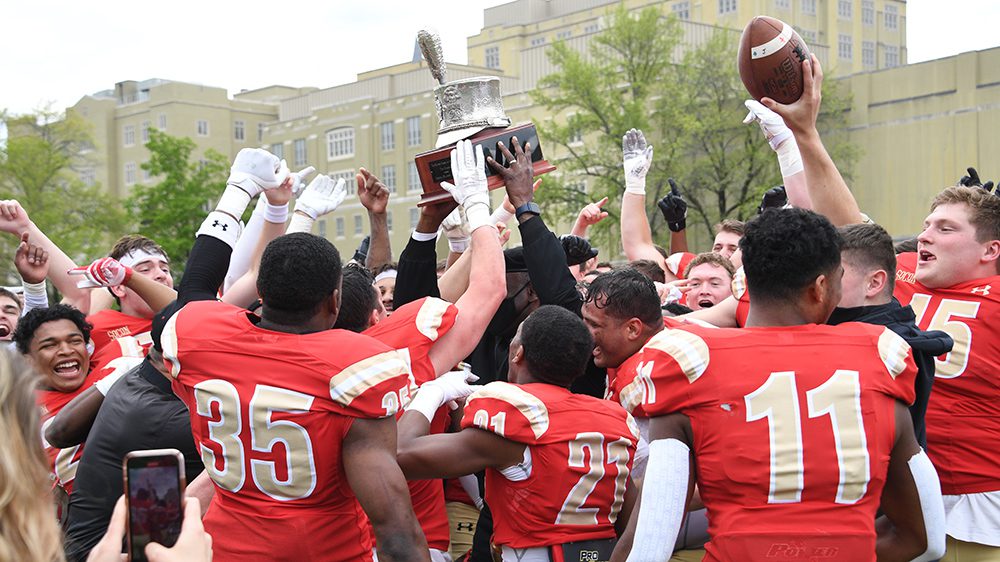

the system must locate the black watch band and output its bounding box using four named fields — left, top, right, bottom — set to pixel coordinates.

left=514, top=201, right=541, bottom=219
